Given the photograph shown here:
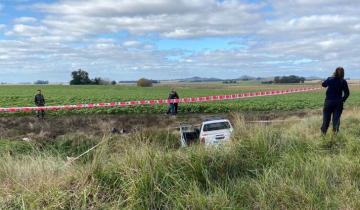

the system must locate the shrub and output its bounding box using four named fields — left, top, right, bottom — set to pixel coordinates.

left=34, top=80, right=49, bottom=85
left=137, top=78, right=153, bottom=87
